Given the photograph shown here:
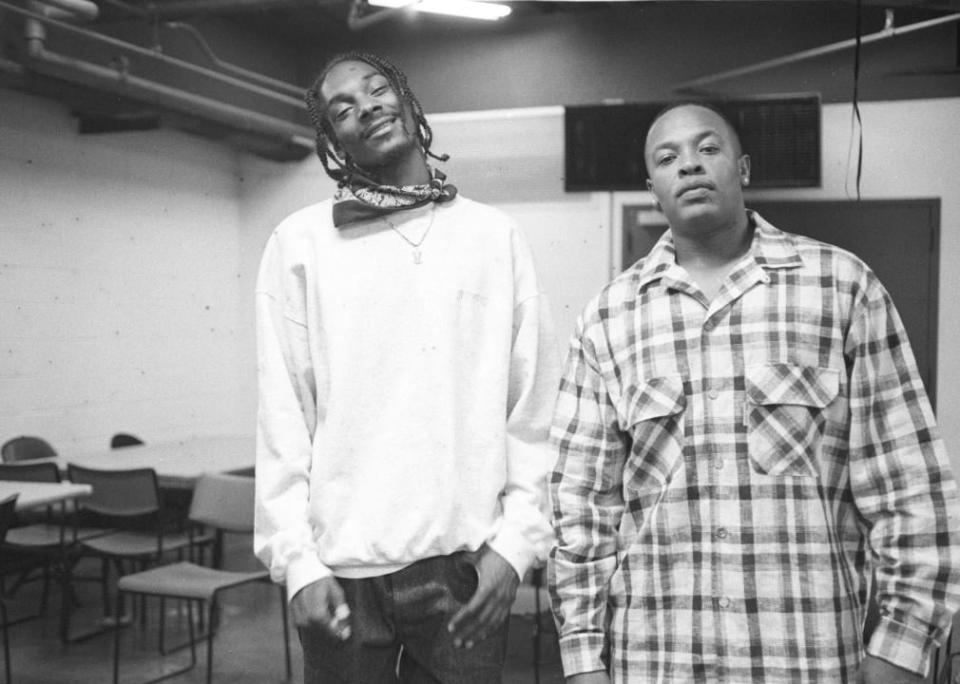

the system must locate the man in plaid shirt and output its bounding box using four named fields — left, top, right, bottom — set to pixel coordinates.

left=548, top=102, right=960, bottom=683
